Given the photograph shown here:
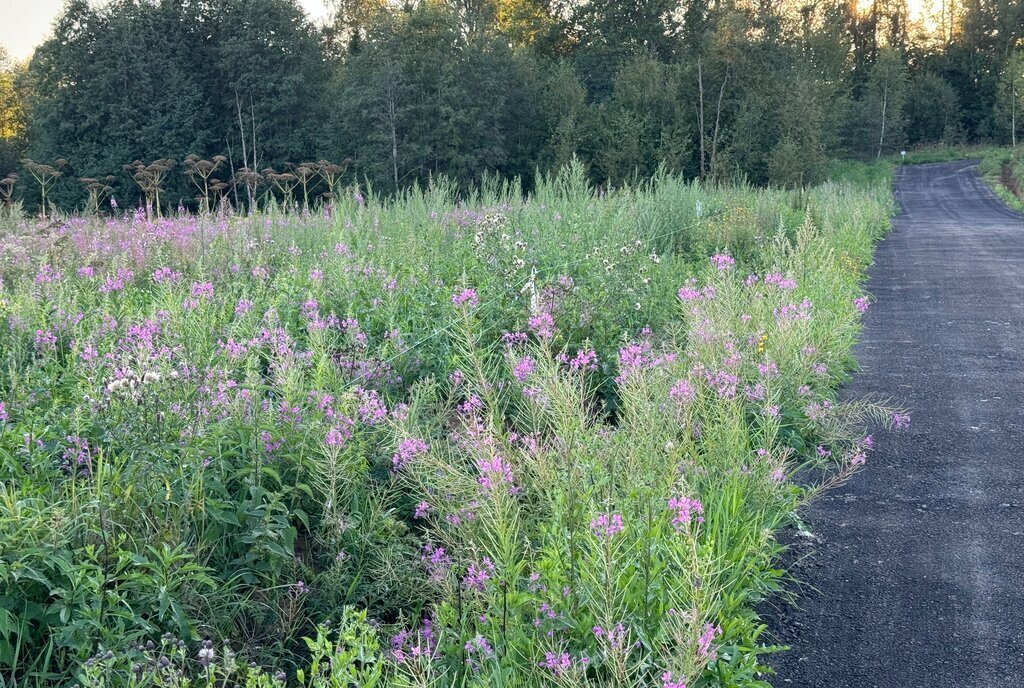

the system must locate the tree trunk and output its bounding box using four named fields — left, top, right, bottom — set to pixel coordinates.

left=235, top=91, right=252, bottom=210
left=877, top=81, right=888, bottom=161
left=696, top=59, right=706, bottom=180
left=710, top=69, right=729, bottom=179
